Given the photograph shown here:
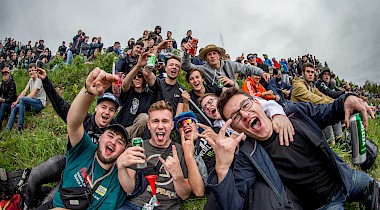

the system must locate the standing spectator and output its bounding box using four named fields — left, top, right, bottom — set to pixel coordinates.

left=107, top=41, right=121, bottom=55
left=181, top=29, right=193, bottom=44
left=0, top=67, right=17, bottom=127
left=297, top=55, right=308, bottom=76
left=97, top=36, right=104, bottom=52
left=166, top=31, right=177, bottom=49
left=279, top=58, right=290, bottom=85
left=137, top=30, right=149, bottom=49
left=263, top=54, right=273, bottom=67
left=5, top=63, right=46, bottom=131
left=58, top=41, right=66, bottom=56
left=79, top=36, right=90, bottom=57
left=36, top=40, right=45, bottom=57
left=89, top=37, right=99, bottom=58
left=272, top=57, right=280, bottom=69
left=153, top=25, right=163, bottom=43
left=73, top=30, right=84, bottom=55
left=126, top=38, right=135, bottom=51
